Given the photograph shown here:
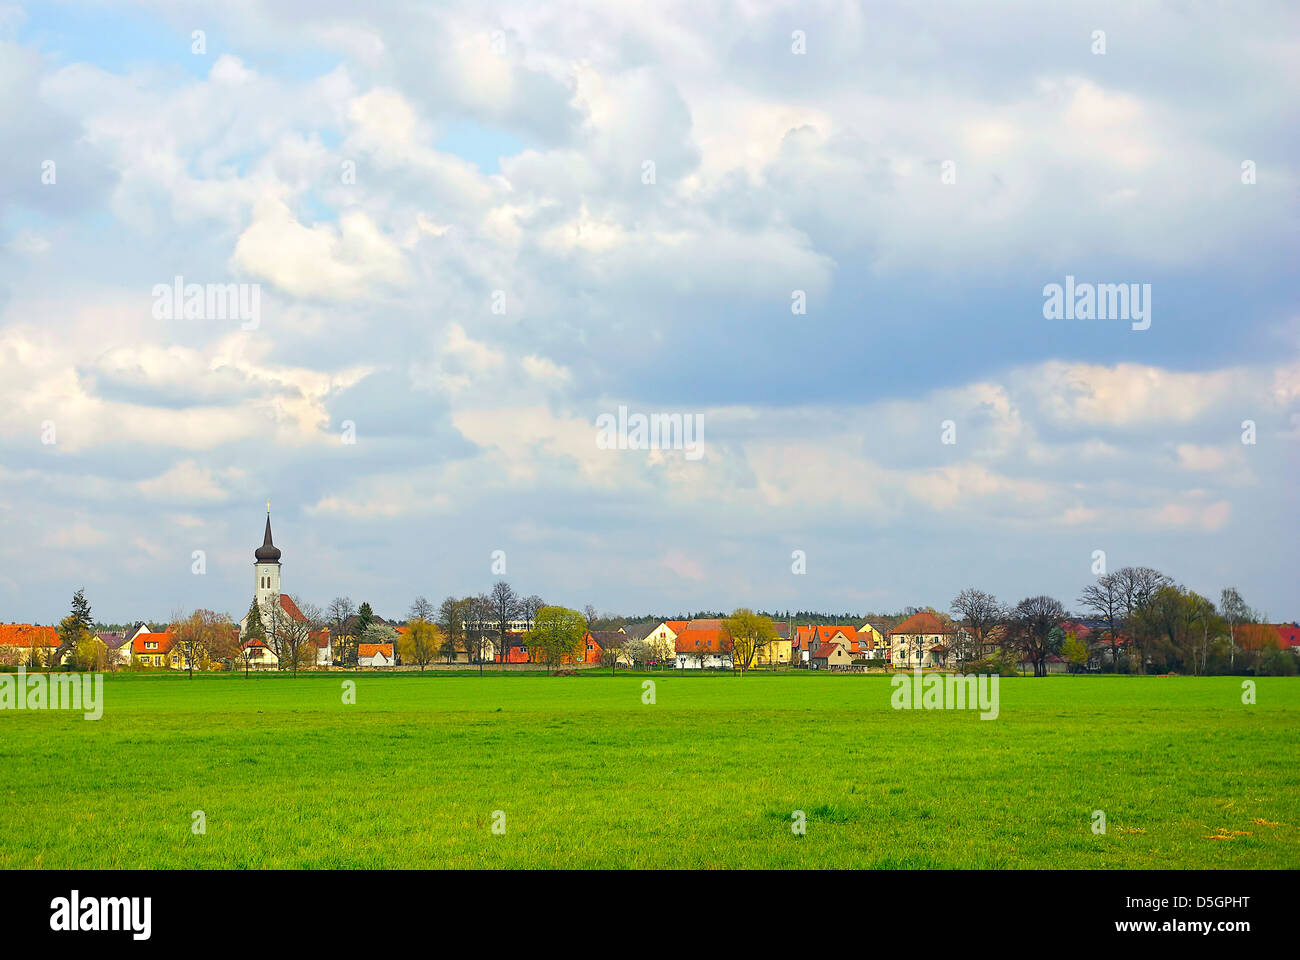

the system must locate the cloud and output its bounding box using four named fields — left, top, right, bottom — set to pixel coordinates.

left=232, top=194, right=409, bottom=299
